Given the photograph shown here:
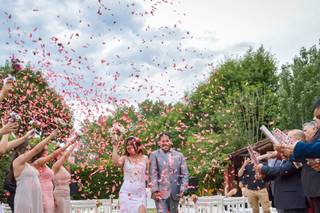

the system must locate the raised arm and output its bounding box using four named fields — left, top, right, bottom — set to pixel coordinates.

left=238, top=158, right=250, bottom=177
left=259, top=160, right=298, bottom=180
left=293, top=141, right=320, bottom=159
left=257, top=151, right=278, bottom=161
left=52, top=145, right=75, bottom=174
left=0, top=122, right=18, bottom=137
left=111, top=136, right=125, bottom=168
left=33, top=140, right=74, bottom=167
left=14, top=130, right=57, bottom=167
left=6, top=130, right=35, bottom=152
